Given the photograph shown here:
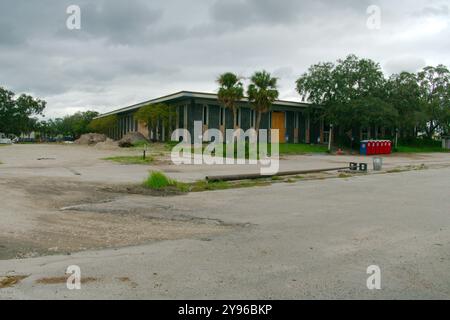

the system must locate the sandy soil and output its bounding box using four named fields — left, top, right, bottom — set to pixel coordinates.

left=0, top=144, right=448, bottom=261
left=0, top=175, right=235, bottom=260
